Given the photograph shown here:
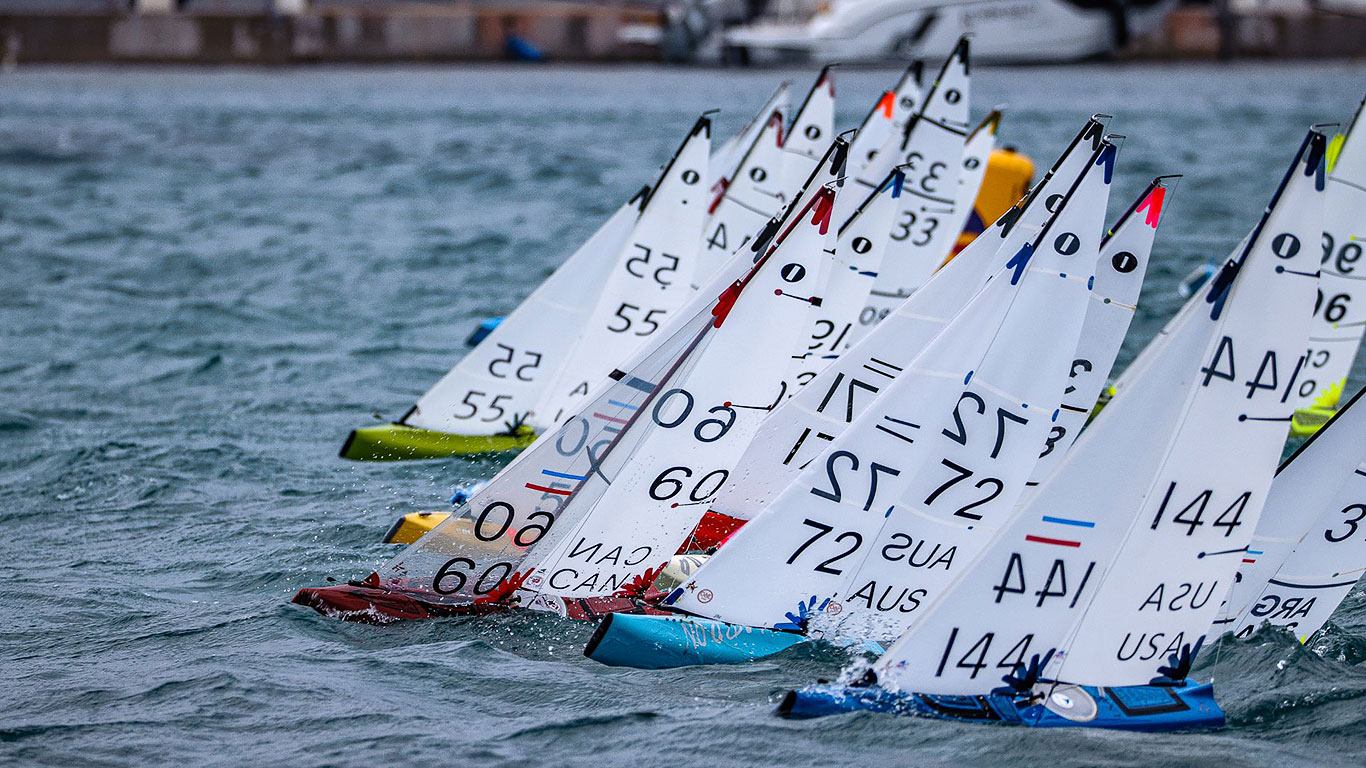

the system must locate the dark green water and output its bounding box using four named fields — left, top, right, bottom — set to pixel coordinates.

left=3, top=63, right=1366, bottom=767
